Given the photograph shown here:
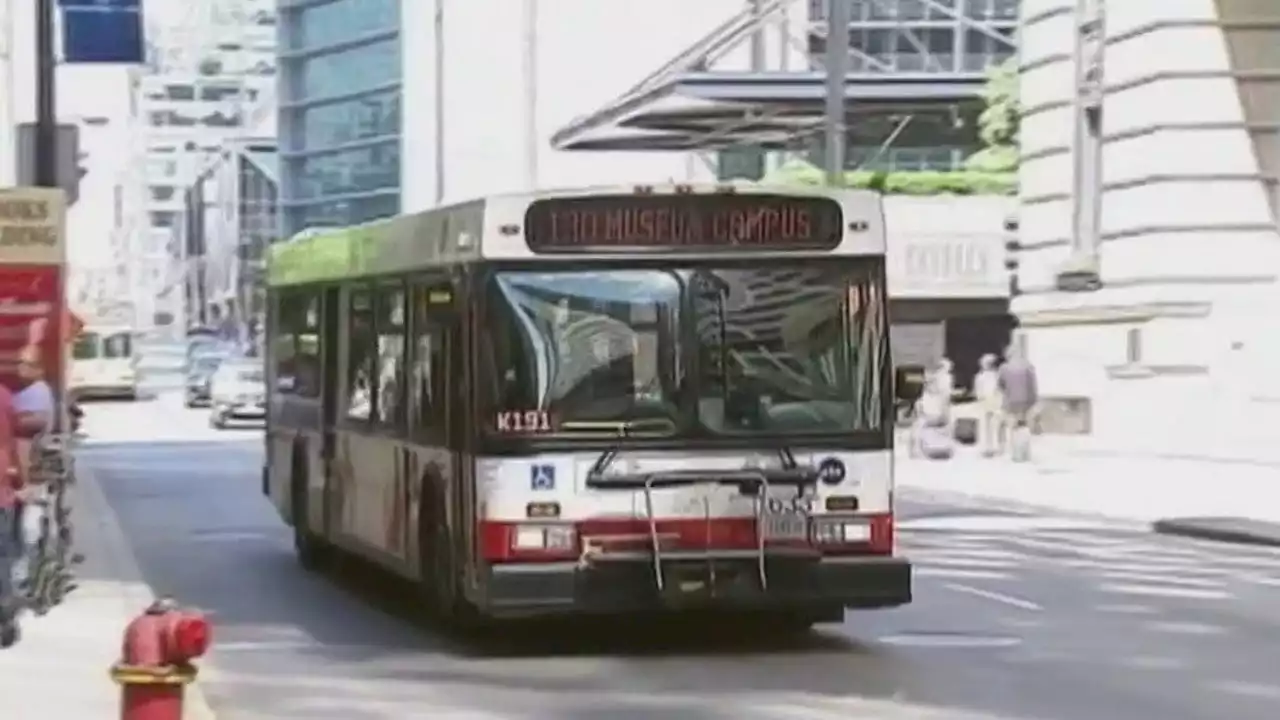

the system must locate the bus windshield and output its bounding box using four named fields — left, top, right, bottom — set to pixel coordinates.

left=483, top=261, right=887, bottom=438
